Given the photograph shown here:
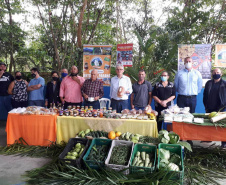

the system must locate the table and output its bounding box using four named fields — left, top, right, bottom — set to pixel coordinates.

left=57, top=116, right=158, bottom=144
left=6, top=113, right=57, bottom=146
left=172, top=121, right=226, bottom=141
